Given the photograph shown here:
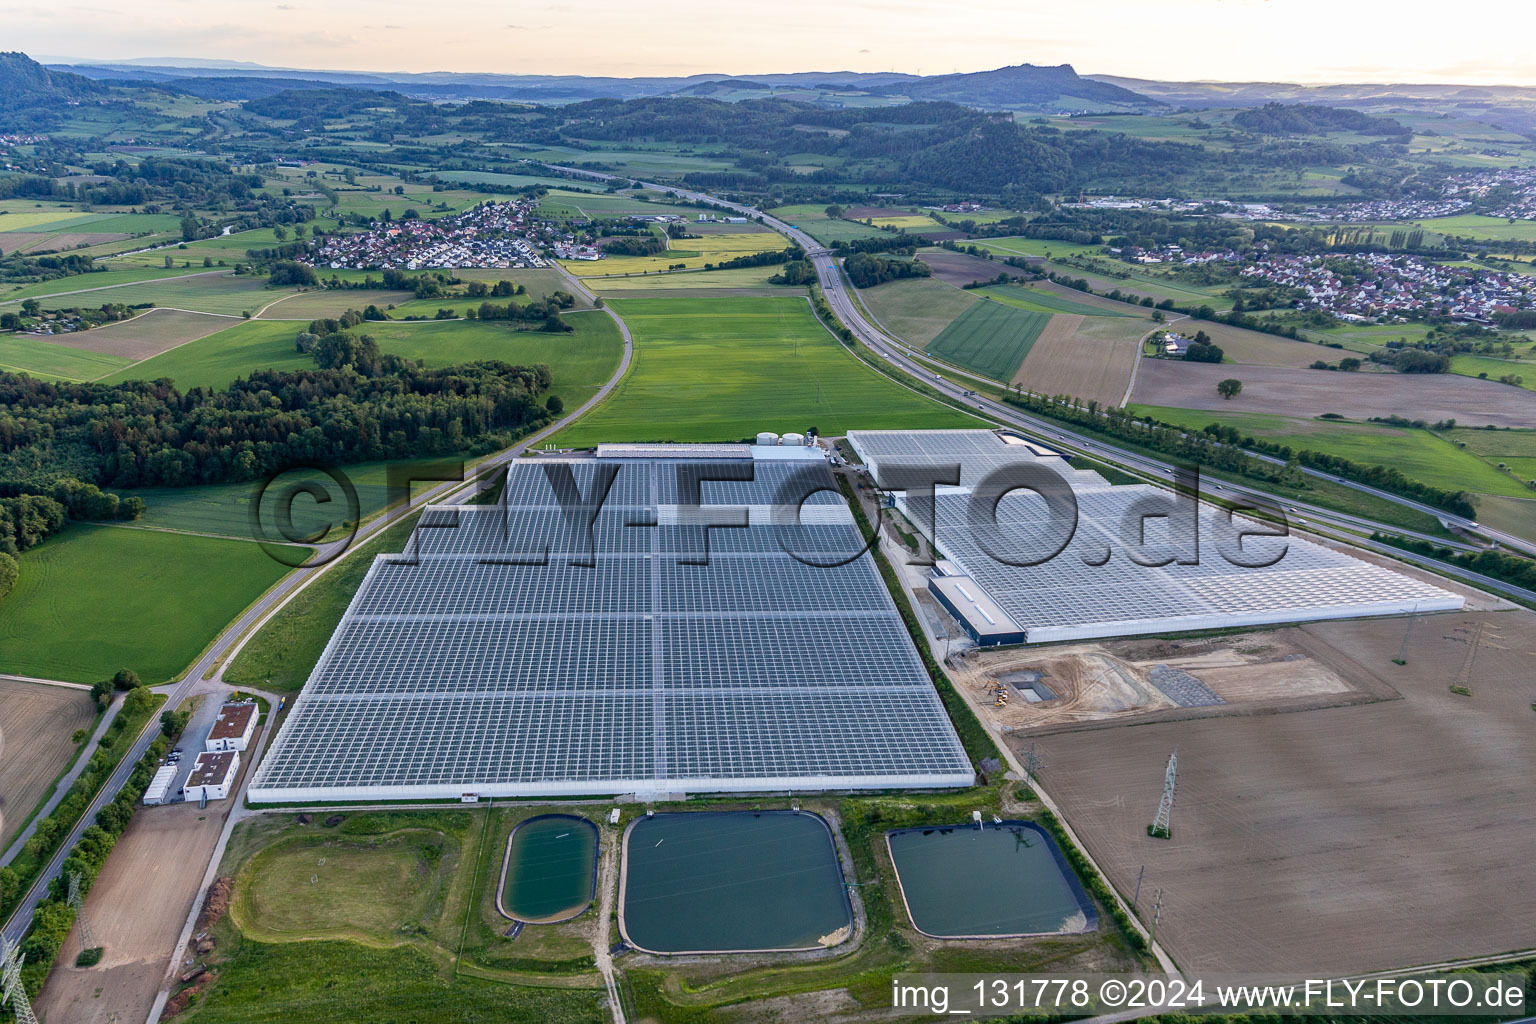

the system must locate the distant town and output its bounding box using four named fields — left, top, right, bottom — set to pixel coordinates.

left=1240, top=251, right=1536, bottom=322
left=302, top=198, right=593, bottom=270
